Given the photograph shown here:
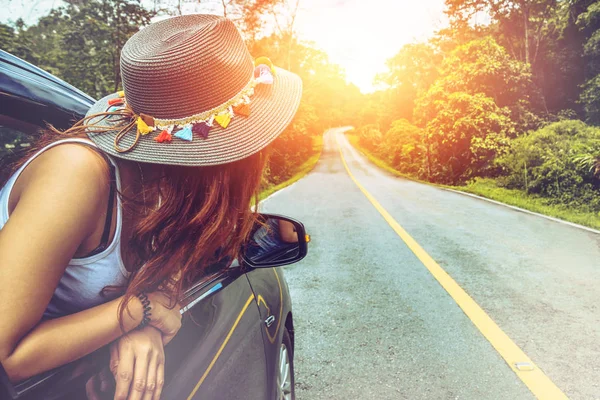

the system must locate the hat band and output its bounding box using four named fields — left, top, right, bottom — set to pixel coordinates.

left=151, top=77, right=257, bottom=130
left=104, top=57, right=276, bottom=152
